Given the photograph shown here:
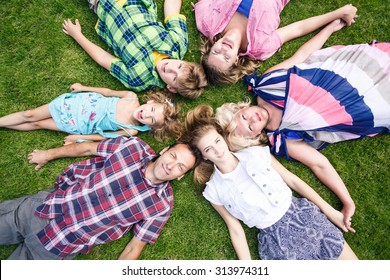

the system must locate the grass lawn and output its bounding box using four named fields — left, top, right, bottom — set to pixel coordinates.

left=0, top=0, right=389, bottom=260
